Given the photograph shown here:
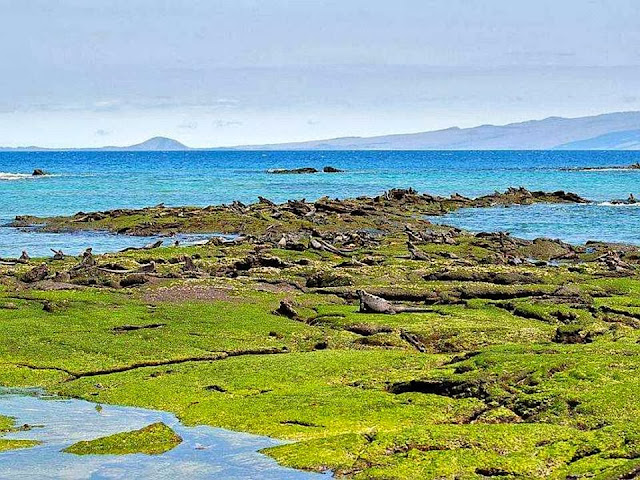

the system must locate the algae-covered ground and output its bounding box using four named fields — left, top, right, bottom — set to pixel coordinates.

left=1, top=188, right=640, bottom=478
left=63, top=422, right=182, bottom=455
left=0, top=414, right=40, bottom=452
